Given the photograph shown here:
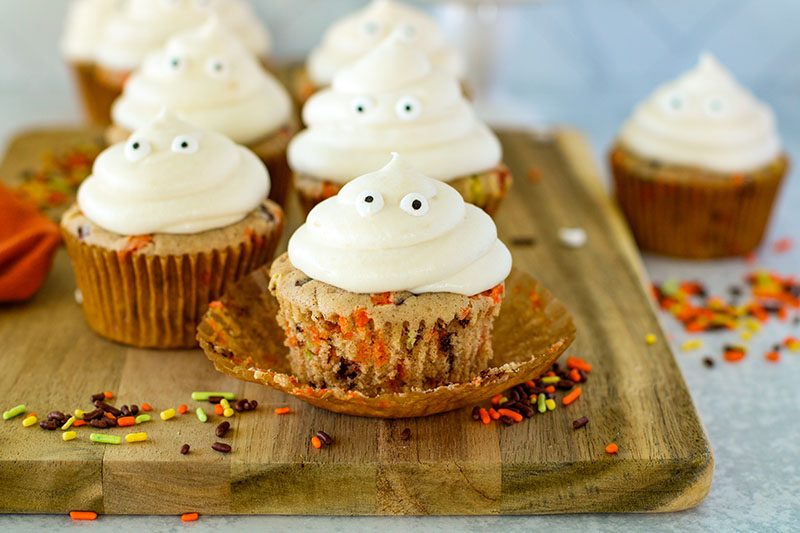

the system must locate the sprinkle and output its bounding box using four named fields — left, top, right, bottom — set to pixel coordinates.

left=740, top=330, right=753, bottom=341
left=3, top=404, right=26, bottom=420
left=62, top=431, right=77, bottom=441
left=211, top=442, right=231, bottom=453
left=488, top=407, right=500, bottom=420
left=61, top=416, right=76, bottom=430
left=572, top=416, right=589, bottom=429
left=471, top=406, right=481, bottom=421
left=545, top=399, right=556, bottom=411
left=141, top=403, right=152, bottom=412
left=490, top=394, right=503, bottom=406
left=645, top=333, right=656, bottom=345
left=90, top=433, right=121, bottom=444
left=135, top=414, right=151, bottom=424
left=498, top=397, right=508, bottom=405
left=566, top=357, right=592, bottom=372
left=23, top=415, right=38, bottom=427
left=311, top=436, right=323, bottom=449
left=540, top=376, right=560, bottom=384
left=497, top=408, right=523, bottom=423
left=74, top=409, right=87, bottom=419
left=177, top=404, right=188, bottom=415
left=784, top=336, right=799, bottom=351
left=478, top=408, right=490, bottom=425
left=723, top=345, right=747, bottom=363
left=117, top=416, right=136, bottom=427
left=196, top=407, right=208, bottom=423
left=73, top=420, right=87, bottom=427
left=562, top=387, right=582, bottom=406
left=191, top=392, right=235, bottom=401
left=274, top=407, right=291, bottom=415
left=69, top=511, right=97, bottom=520
left=569, top=369, right=581, bottom=382
left=181, top=513, right=198, bottom=522
left=681, top=339, right=703, bottom=351
left=558, top=227, right=587, bottom=248
left=316, top=430, right=333, bottom=445
left=180, top=444, right=190, bottom=455
left=537, top=393, right=547, bottom=413
left=605, top=443, right=619, bottom=454
left=702, top=357, right=715, bottom=368
left=125, top=432, right=147, bottom=443
left=215, top=421, right=230, bottom=438
left=545, top=385, right=556, bottom=394
left=160, top=409, right=176, bottom=421
left=103, top=391, right=114, bottom=399
left=399, top=428, right=411, bottom=441
left=223, top=408, right=234, bottom=417
left=220, top=398, right=230, bottom=410
left=765, top=351, right=780, bottom=362
left=214, top=404, right=224, bottom=416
